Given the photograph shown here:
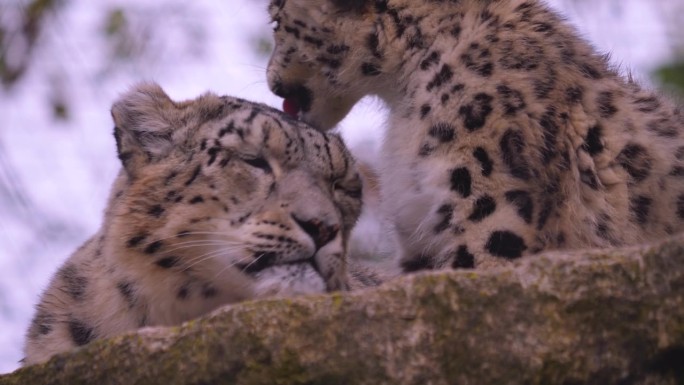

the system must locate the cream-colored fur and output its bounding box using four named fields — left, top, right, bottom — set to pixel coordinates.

left=267, top=0, right=684, bottom=271
left=24, top=83, right=364, bottom=365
